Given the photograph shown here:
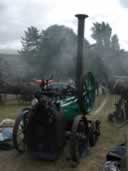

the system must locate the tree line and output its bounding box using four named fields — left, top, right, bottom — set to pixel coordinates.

left=0, top=22, right=128, bottom=85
